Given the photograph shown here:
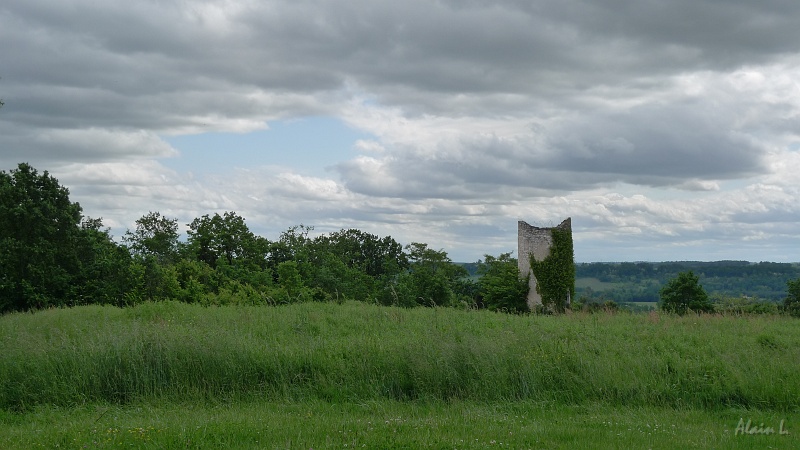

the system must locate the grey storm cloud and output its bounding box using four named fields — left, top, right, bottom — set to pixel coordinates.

left=5, top=0, right=800, bottom=113
left=335, top=99, right=769, bottom=198
left=3, top=0, right=797, bottom=144
left=540, top=104, right=768, bottom=183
